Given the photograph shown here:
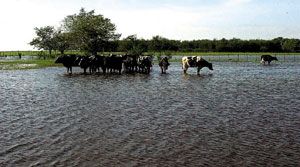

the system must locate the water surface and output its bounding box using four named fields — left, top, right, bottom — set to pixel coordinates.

left=1, top=62, right=300, bottom=166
